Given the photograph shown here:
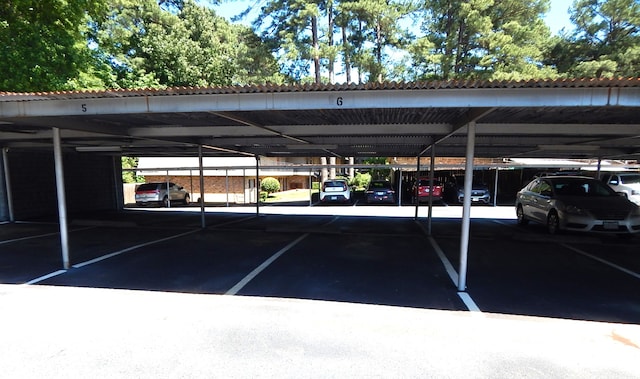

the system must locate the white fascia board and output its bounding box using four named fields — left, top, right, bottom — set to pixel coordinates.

left=477, top=123, right=640, bottom=135
left=2, top=87, right=638, bottom=118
